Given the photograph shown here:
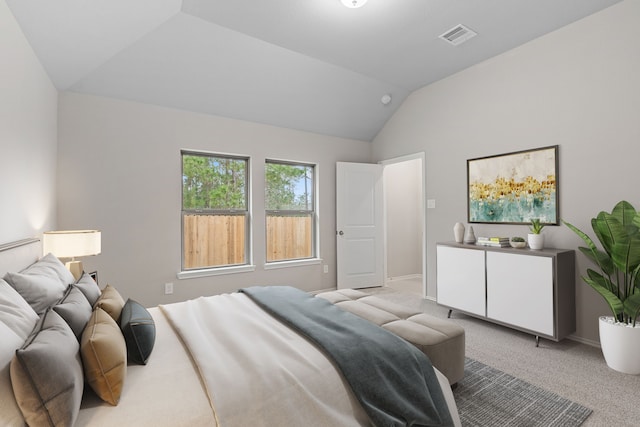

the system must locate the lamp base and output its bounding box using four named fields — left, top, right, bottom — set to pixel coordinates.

left=65, top=260, right=84, bottom=281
